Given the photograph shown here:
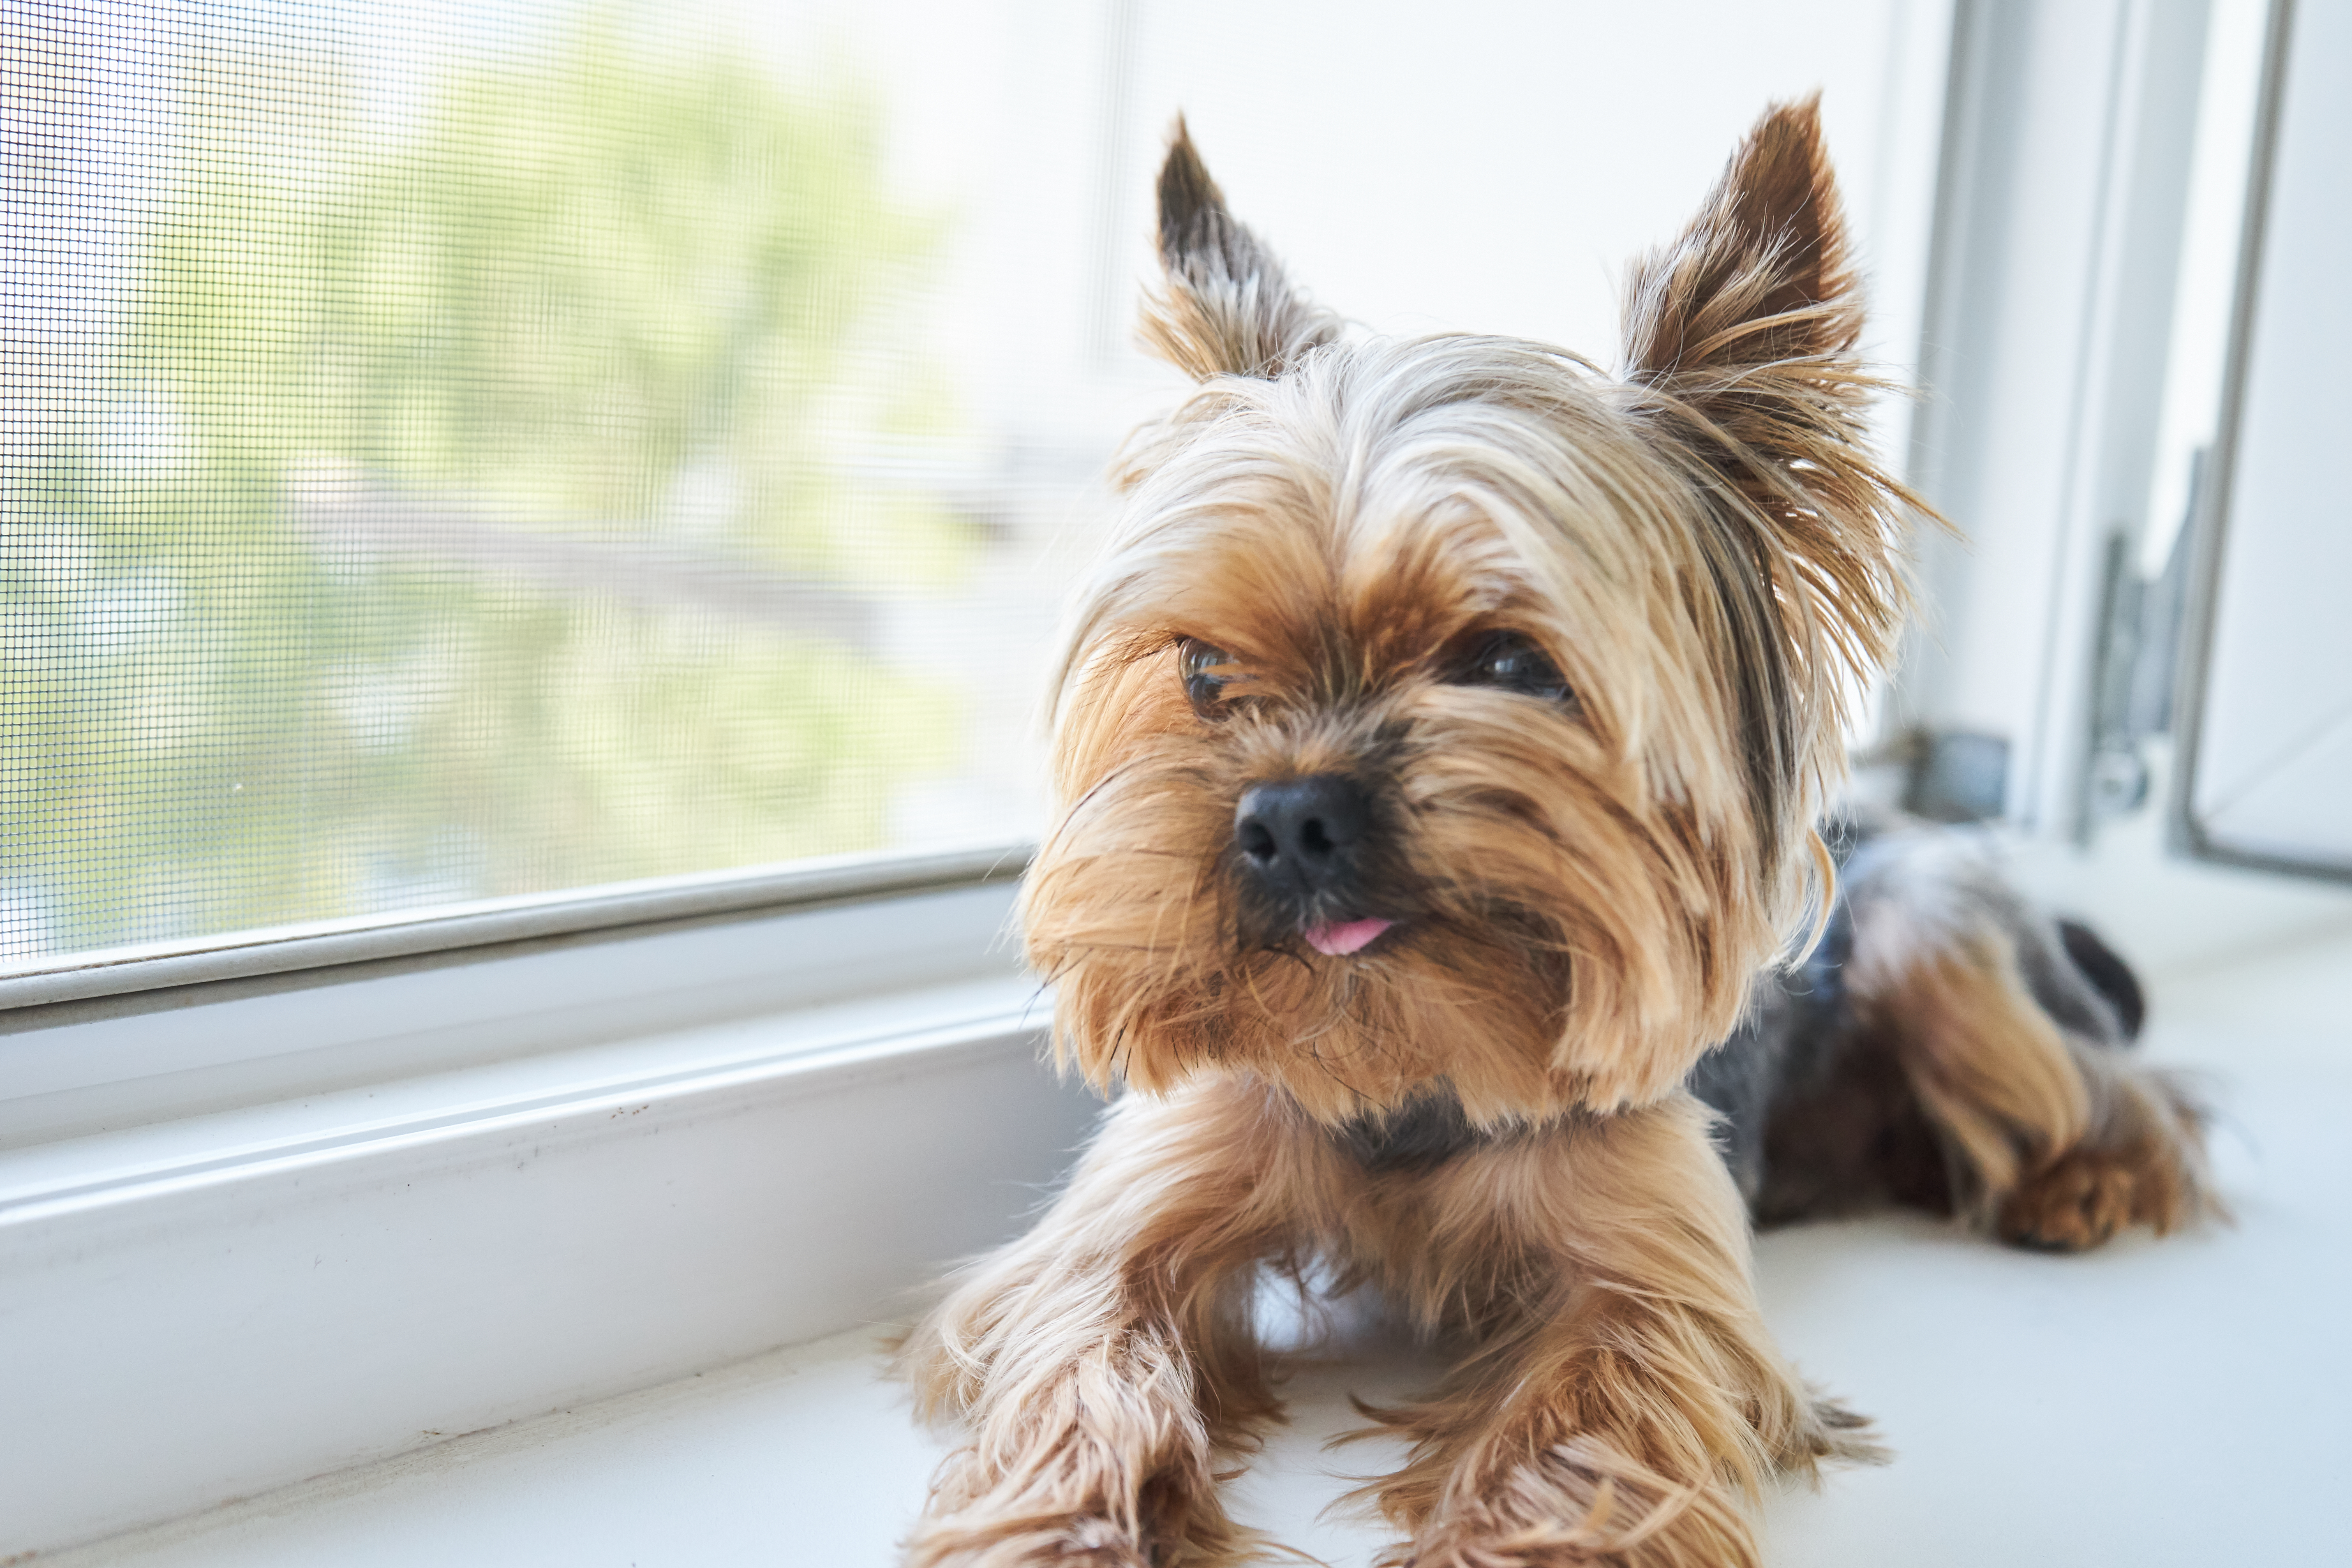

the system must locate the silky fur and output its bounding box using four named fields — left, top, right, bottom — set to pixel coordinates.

left=899, top=1082, right=1869, bottom=1568
left=1835, top=824, right=2214, bottom=1249
left=896, top=101, right=2171, bottom=1568
left=1036, top=106, right=1910, bottom=1122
